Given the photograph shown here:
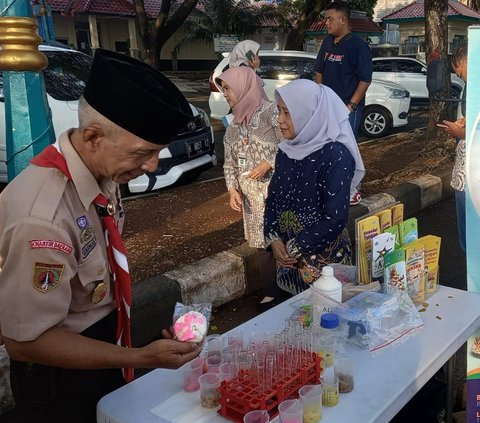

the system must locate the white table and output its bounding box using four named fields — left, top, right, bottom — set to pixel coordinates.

left=97, top=286, right=480, bottom=423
